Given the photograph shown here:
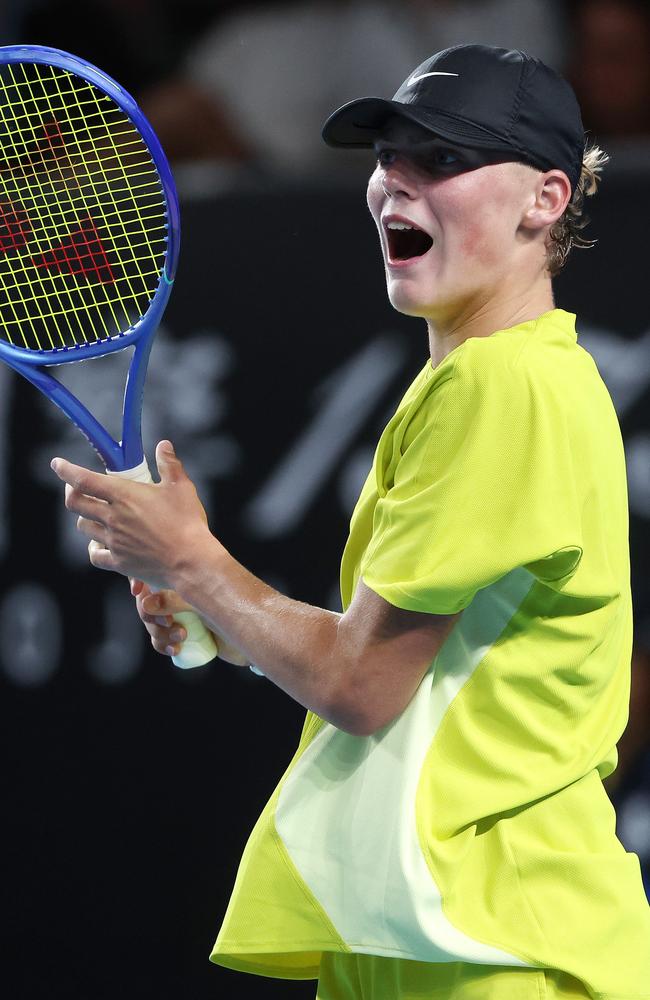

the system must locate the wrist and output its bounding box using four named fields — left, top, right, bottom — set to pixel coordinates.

left=169, top=527, right=229, bottom=598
